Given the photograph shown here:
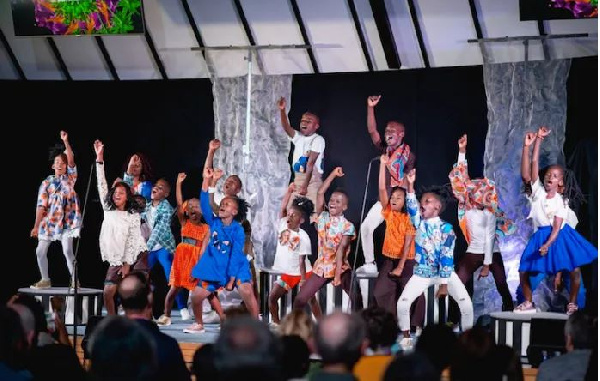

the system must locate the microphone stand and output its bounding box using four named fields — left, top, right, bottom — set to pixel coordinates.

left=70, top=162, right=95, bottom=350
left=347, top=156, right=379, bottom=312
